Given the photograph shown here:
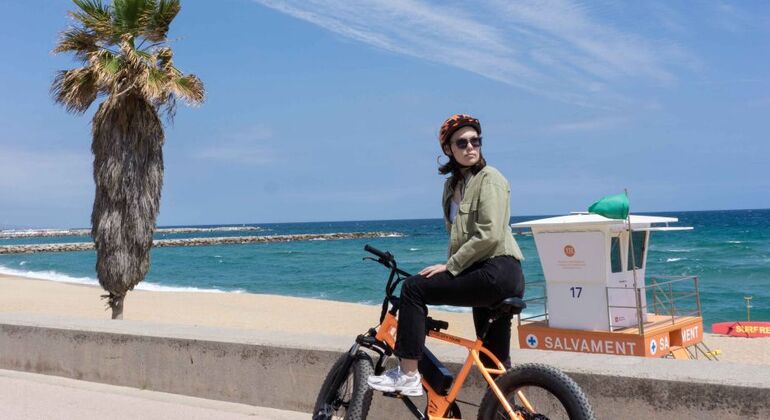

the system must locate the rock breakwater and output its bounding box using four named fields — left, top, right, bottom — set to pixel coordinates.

left=0, top=231, right=402, bottom=255
left=0, top=226, right=262, bottom=239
